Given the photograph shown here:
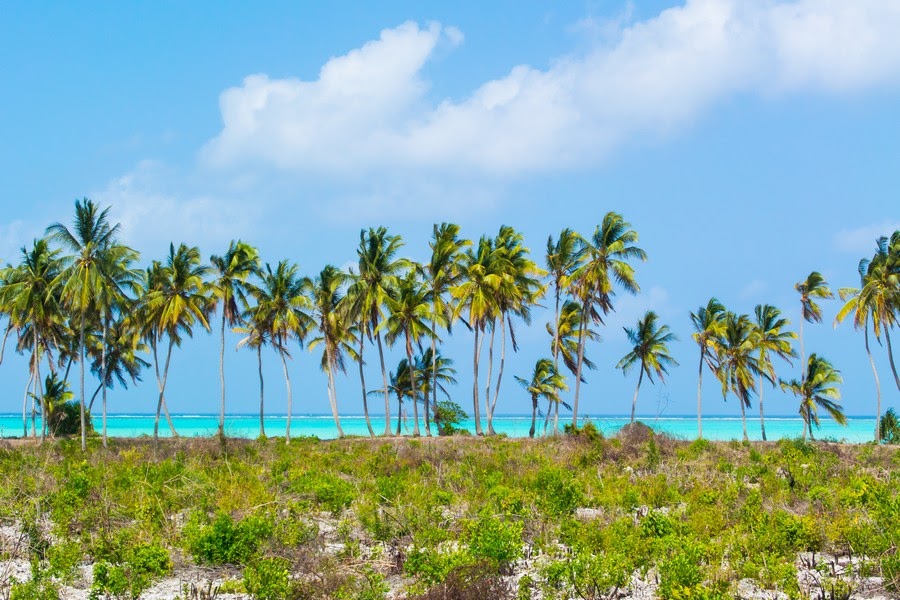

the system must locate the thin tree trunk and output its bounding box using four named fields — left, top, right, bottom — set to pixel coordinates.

left=358, top=332, right=375, bottom=437
left=572, top=297, right=590, bottom=428
left=63, top=354, right=74, bottom=385
left=88, top=383, right=102, bottom=412
left=740, top=398, right=748, bottom=442
left=218, top=311, right=226, bottom=439
left=154, top=337, right=178, bottom=439
left=101, top=315, right=108, bottom=448
left=542, top=399, right=552, bottom=436
left=427, top=319, right=437, bottom=437
left=376, top=329, right=391, bottom=437
left=0, top=322, right=12, bottom=365
left=407, top=334, right=420, bottom=437
left=325, top=345, right=345, bottom=438
left=484, top=321, right=495, bottom=434
left=802, top=412, right=808, bottom=440
left=472, top=324, right=484, bottom=436
left=32, top=335, right=39, bottom=438
left=553, top=399, right=559, bottom=435
left=799, top=317, right=806, bottom=382
left=490, top=315, right=507, bottom=436
left=23, top=371, right=33, bottom=437
left=883, top=321, right=900, bottom=393
left=79, top=312, right=87, bottom=452
left=34, top=341, right=42, bottom=442
left=758, top=372, right=767, bottom=441
left=258, top=345, right=265, bottom=439
left=866, top=325, right=882, bottom=442
left=697, top=349, right=704, bottom=439
left=631, top=366, right=644, bottom=424
left=153, top=339, right=162, bottom=441
left=529, top=395, right=538, bottom=438
left=396, top=392, right=403, bottom=436
left=280, top=343, right=292, bottom=444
